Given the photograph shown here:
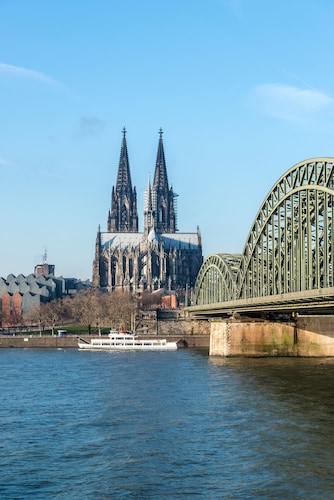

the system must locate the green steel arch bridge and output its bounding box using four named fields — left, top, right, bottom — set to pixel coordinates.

left=189, top=157, right=334, bottom=318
